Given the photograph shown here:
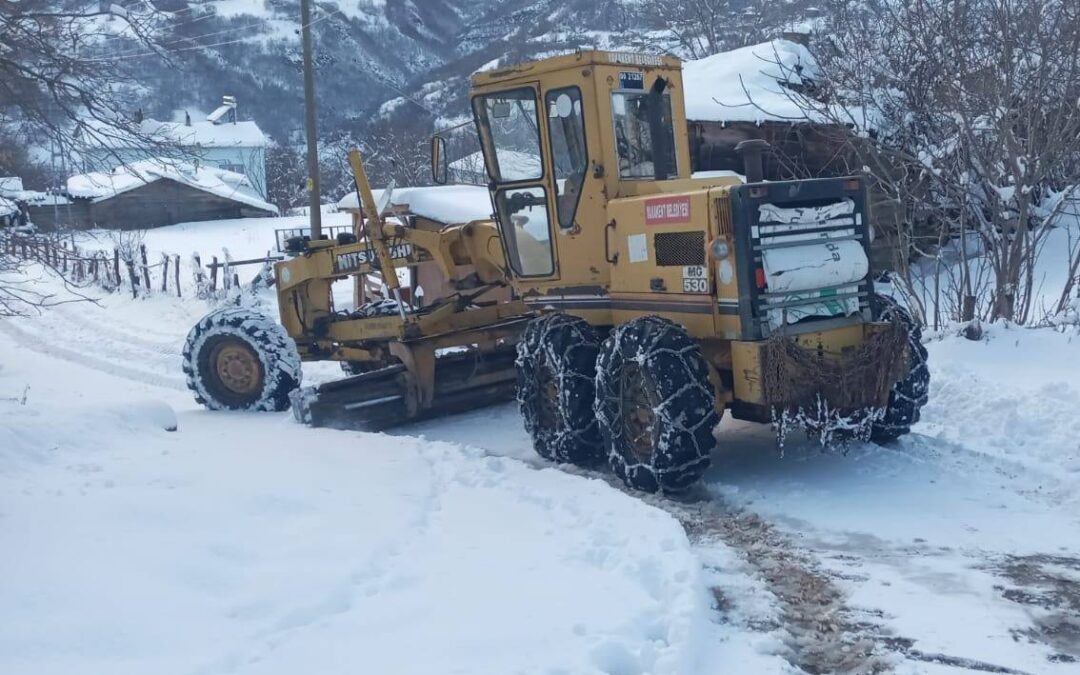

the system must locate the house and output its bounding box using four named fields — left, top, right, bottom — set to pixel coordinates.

left=63, top=159, right=276, bottom=230
left=683, top=36, right=899, bottom=269
left=1, top=177, right=73, bottom=231
left=681, top=37, right=847, bottom=178
left=78, top=97, right=269, bottom=199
